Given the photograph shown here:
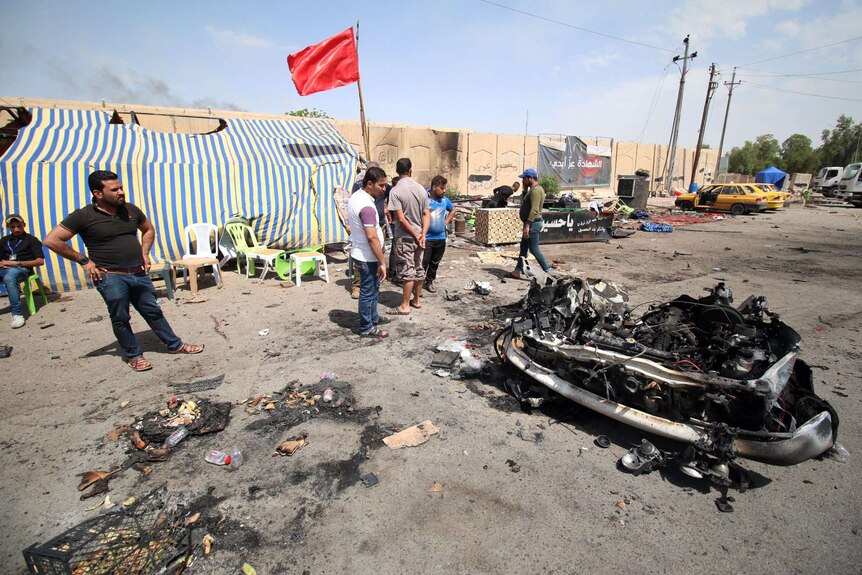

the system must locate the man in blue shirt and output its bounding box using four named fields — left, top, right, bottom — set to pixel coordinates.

left=423, top=175, right=455, bottom=293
